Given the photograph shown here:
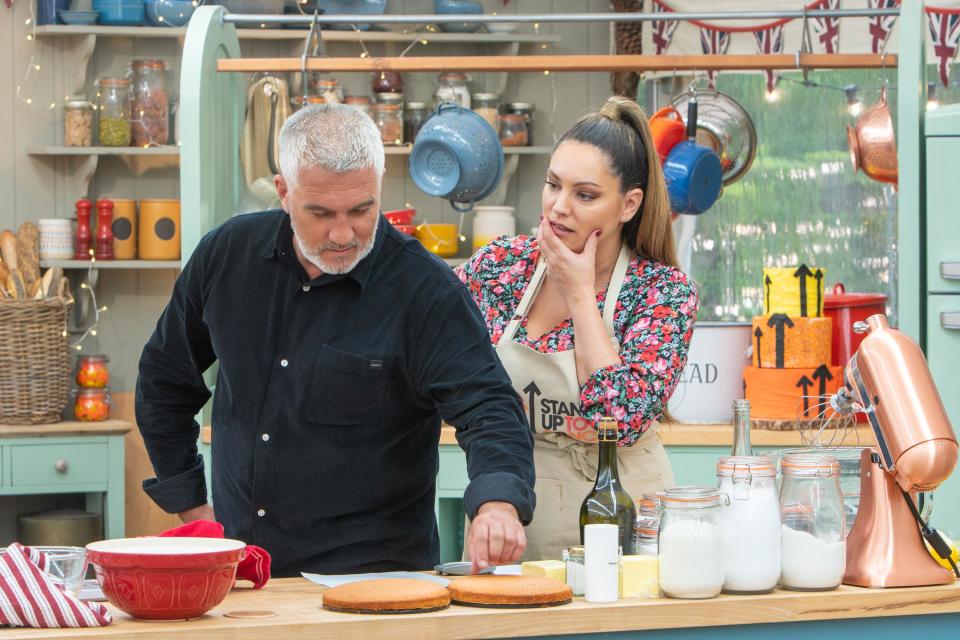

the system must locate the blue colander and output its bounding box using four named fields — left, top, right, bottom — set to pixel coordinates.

left=409, top=103, right=504, bottom=212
